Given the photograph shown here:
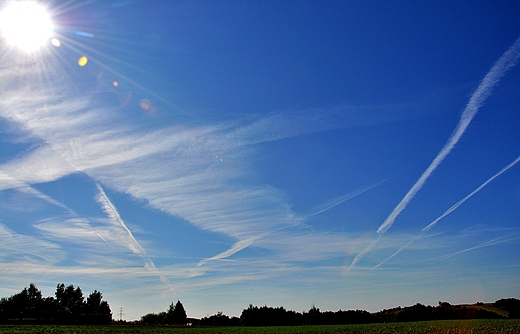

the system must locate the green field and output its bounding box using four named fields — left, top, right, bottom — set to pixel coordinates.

left=1, top=320, right=520, bottom=334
